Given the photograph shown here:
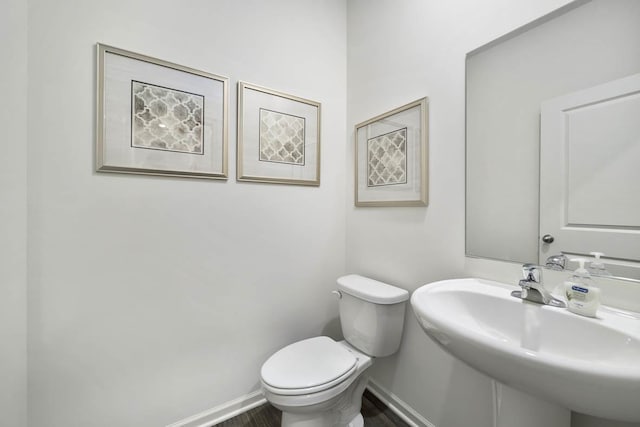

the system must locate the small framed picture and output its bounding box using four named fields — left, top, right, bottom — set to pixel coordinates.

left=96, top=43, right=229, bottom=179
left=237, top=81, right=321, bottom=186
left=354, top=98, right=429, bottom=206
